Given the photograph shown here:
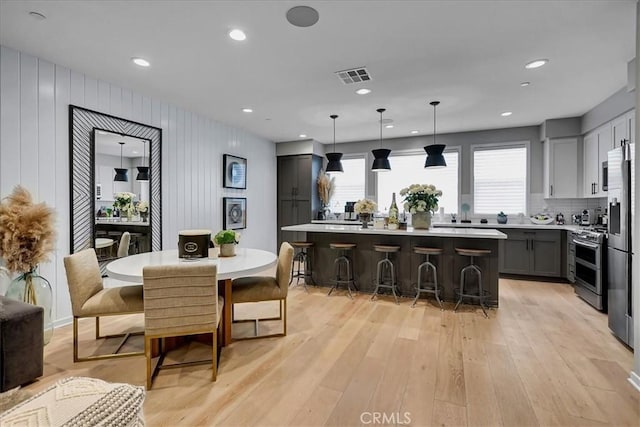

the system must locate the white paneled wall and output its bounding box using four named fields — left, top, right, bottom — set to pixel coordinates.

left=0, top=45, right=277, bottom=326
